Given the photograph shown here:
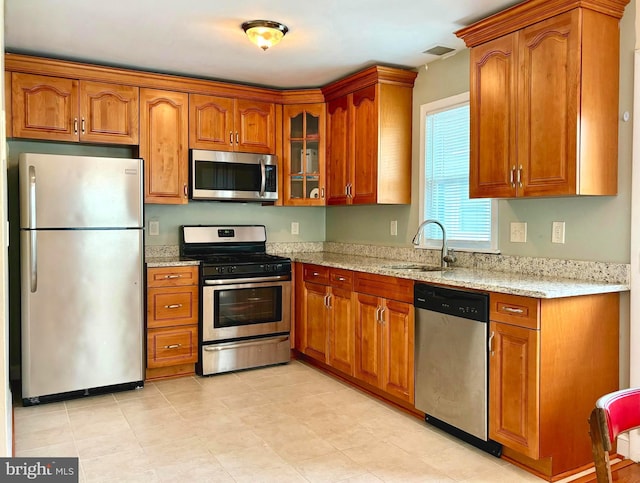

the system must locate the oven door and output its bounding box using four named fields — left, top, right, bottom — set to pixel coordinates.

left=202, top=276, right=291, bottom=342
